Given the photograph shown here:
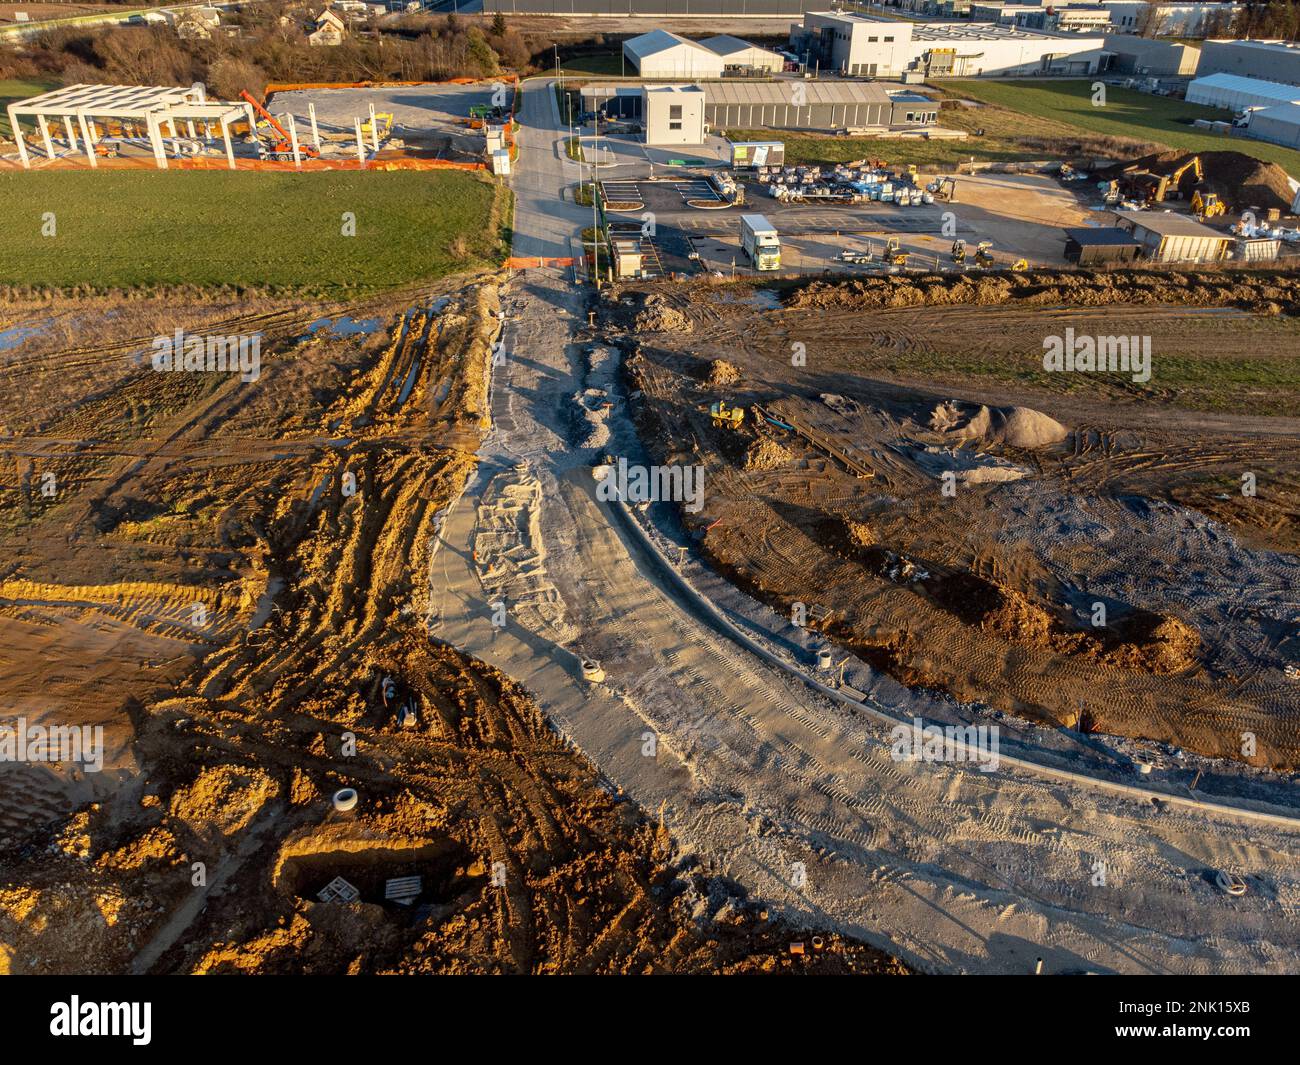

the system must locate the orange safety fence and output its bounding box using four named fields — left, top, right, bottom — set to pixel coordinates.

left=505, top=257, right=577, bottom=269
left=1, top=153, right=486, bottom=173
